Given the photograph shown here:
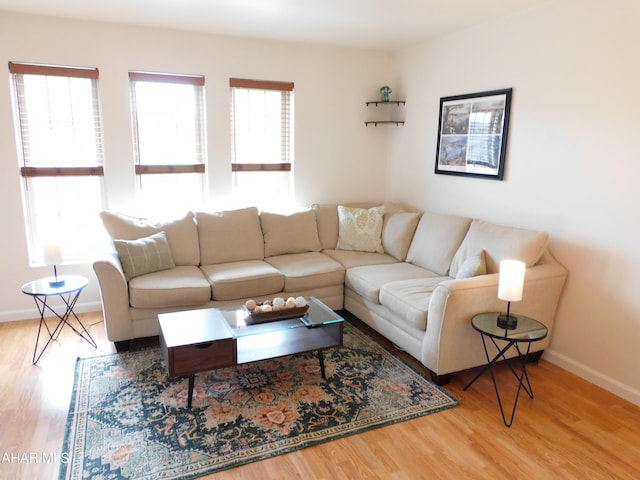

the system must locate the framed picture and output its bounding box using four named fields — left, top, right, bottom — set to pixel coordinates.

left=434, top=88, right=512, bottom=180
